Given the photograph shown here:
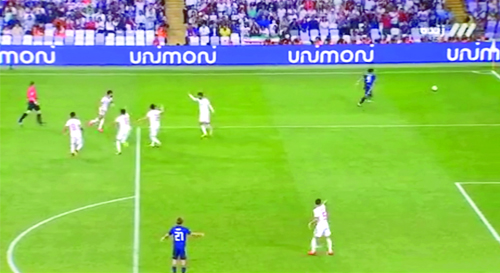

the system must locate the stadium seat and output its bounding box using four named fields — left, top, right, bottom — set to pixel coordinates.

left=126, top=35, right=135, bottom=46
left=319, top=28, right=329, bottom=41
left=136, top=30, right=145, bottom=45
left=85, top=33, right=95, bottom=45
left=210, top=36, right=220, bottom=46
left=1, top=35, right=12, bottom=45
left=230, top=33, right=240, bottom=45
left=105, top=34, right=115, bottom=46
left=75, top=30, right=85, bottom=45
left=65, top=30, right=75, bottom=45
left=54, top=36, right=64, bottom=46
left=33, top=36, right=43, bottom=45
left=310, top=29, right=319, bottom=40
left=145, top=30, right=155, bottom=45
left=43, top=35, right=54, bottom=45
left=200, top=36, right=209, bottom=45
left=300, top=31, right=310, bottom=44
left=116, top=35, right=125, bottom=46
left=12, top=35, right=22, bottom=45
left=22, top=35, right=33, bottom=45
left=330, top=29, right=340, bottom=43
left=189, top=36, right=200, bottom=45
left=220, top=36, right=230, bottom=45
